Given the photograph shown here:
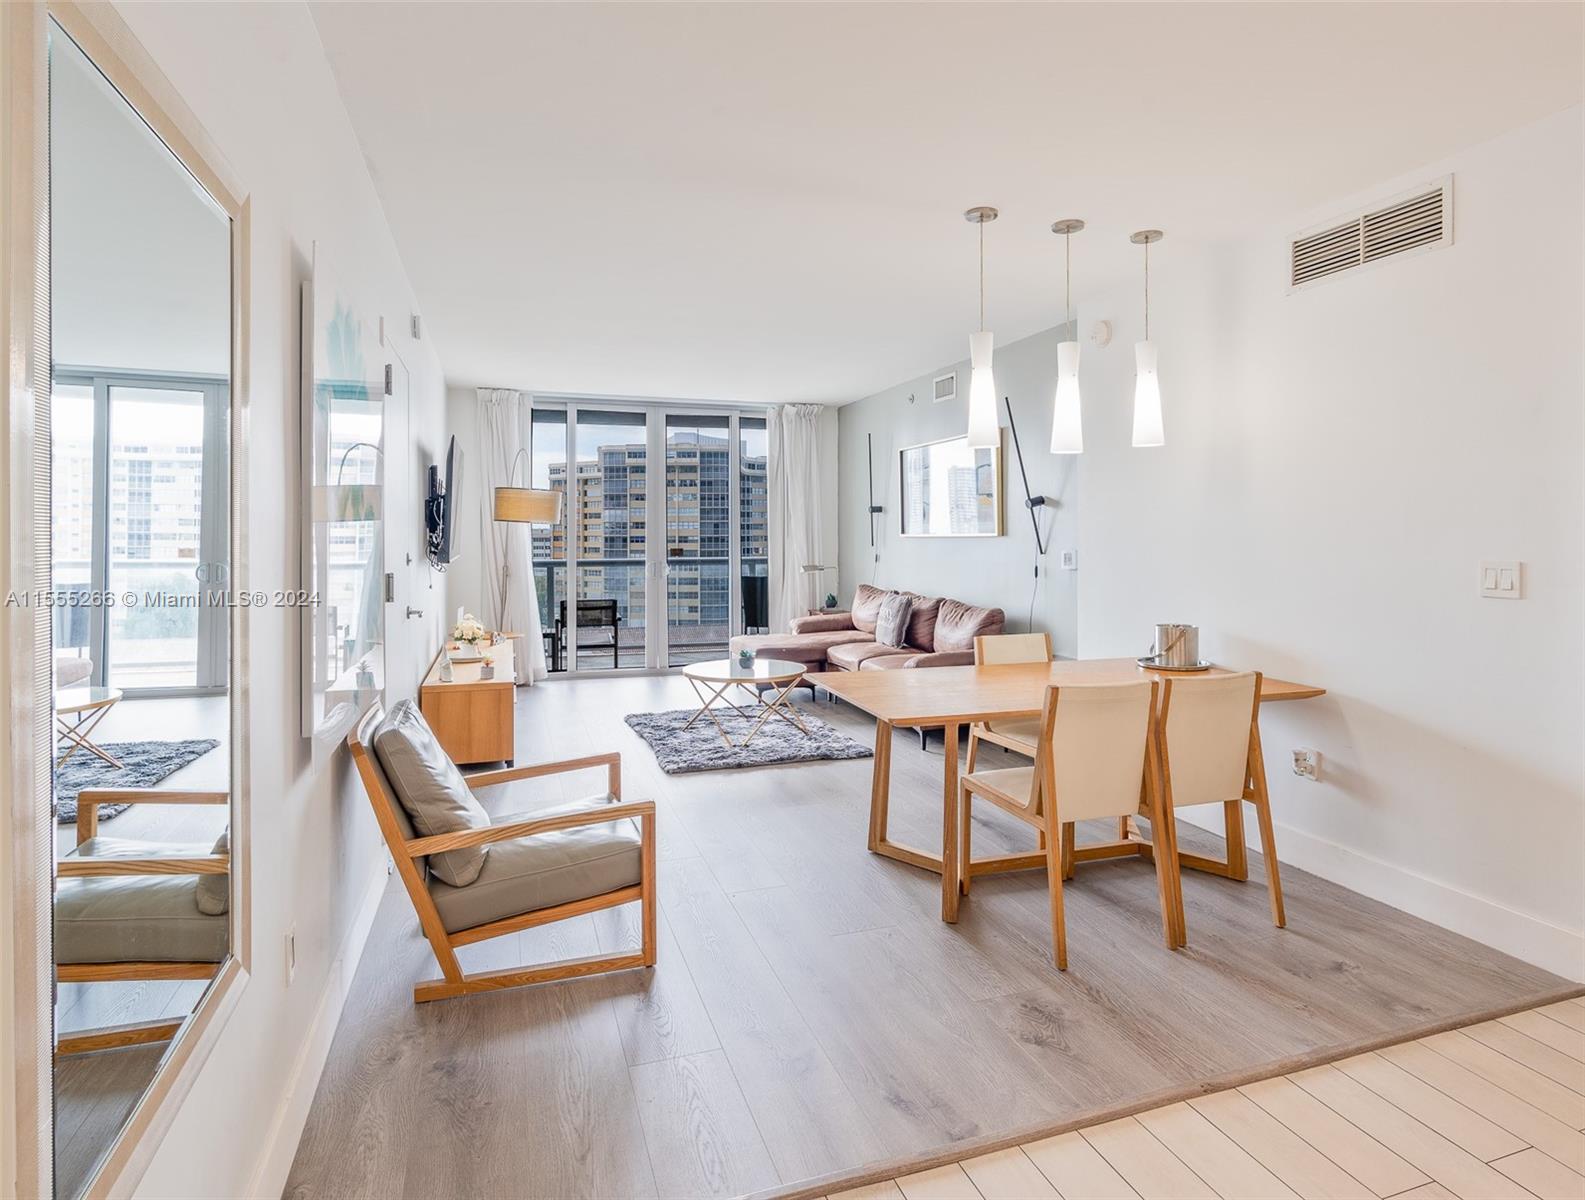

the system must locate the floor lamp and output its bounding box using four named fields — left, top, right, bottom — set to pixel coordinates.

left=492, top=448, right=562, bottom=636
